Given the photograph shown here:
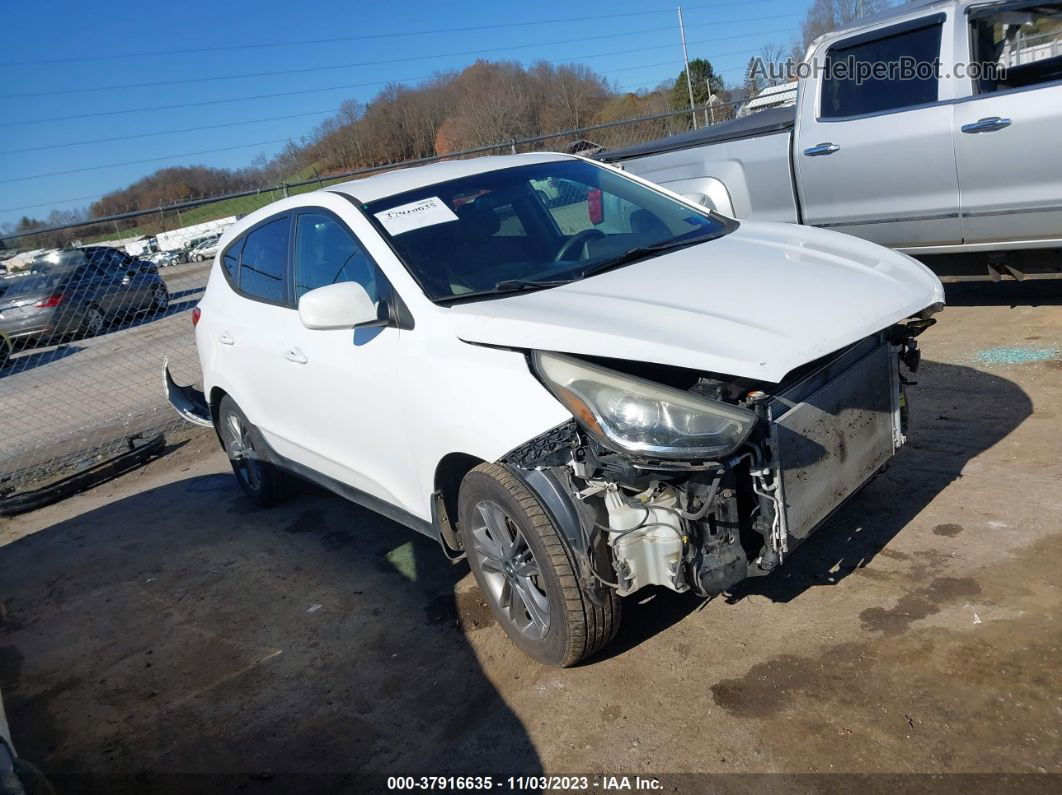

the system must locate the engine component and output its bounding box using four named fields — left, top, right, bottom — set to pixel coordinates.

left=604, top=486, right=687, bottom=596
left=693, top=535, right=748, bottom=596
